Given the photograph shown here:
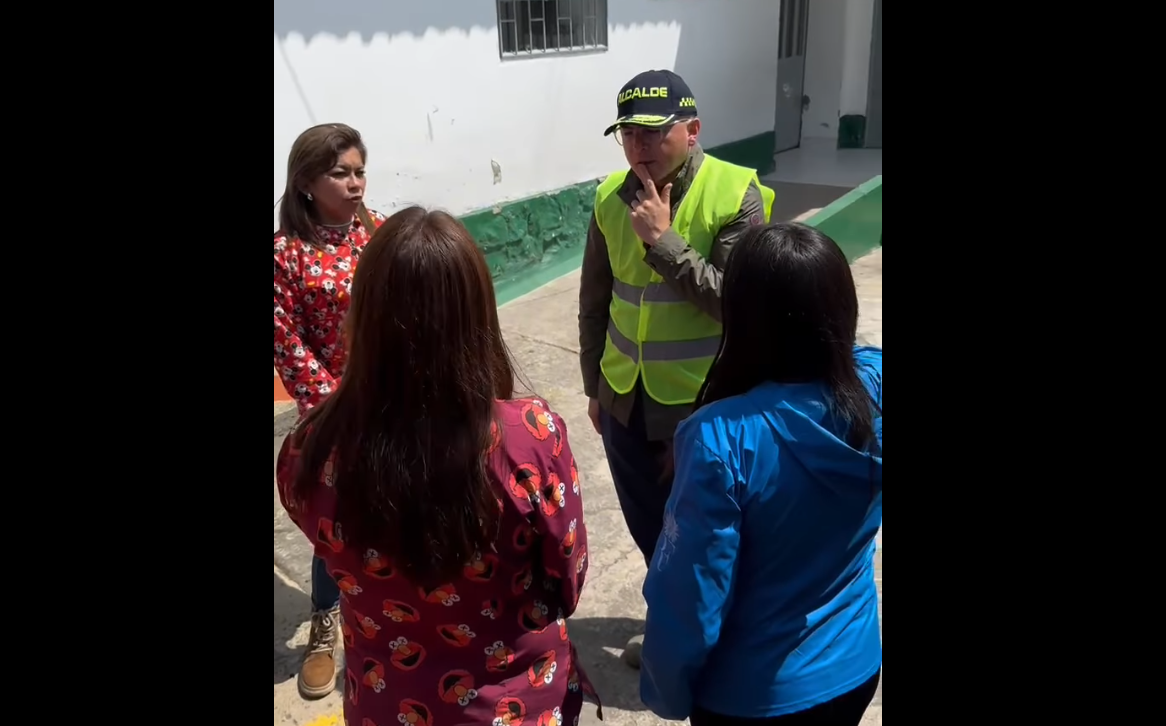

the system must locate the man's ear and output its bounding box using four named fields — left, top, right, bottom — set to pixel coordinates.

left=686, top=118, right=701, bottom=147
